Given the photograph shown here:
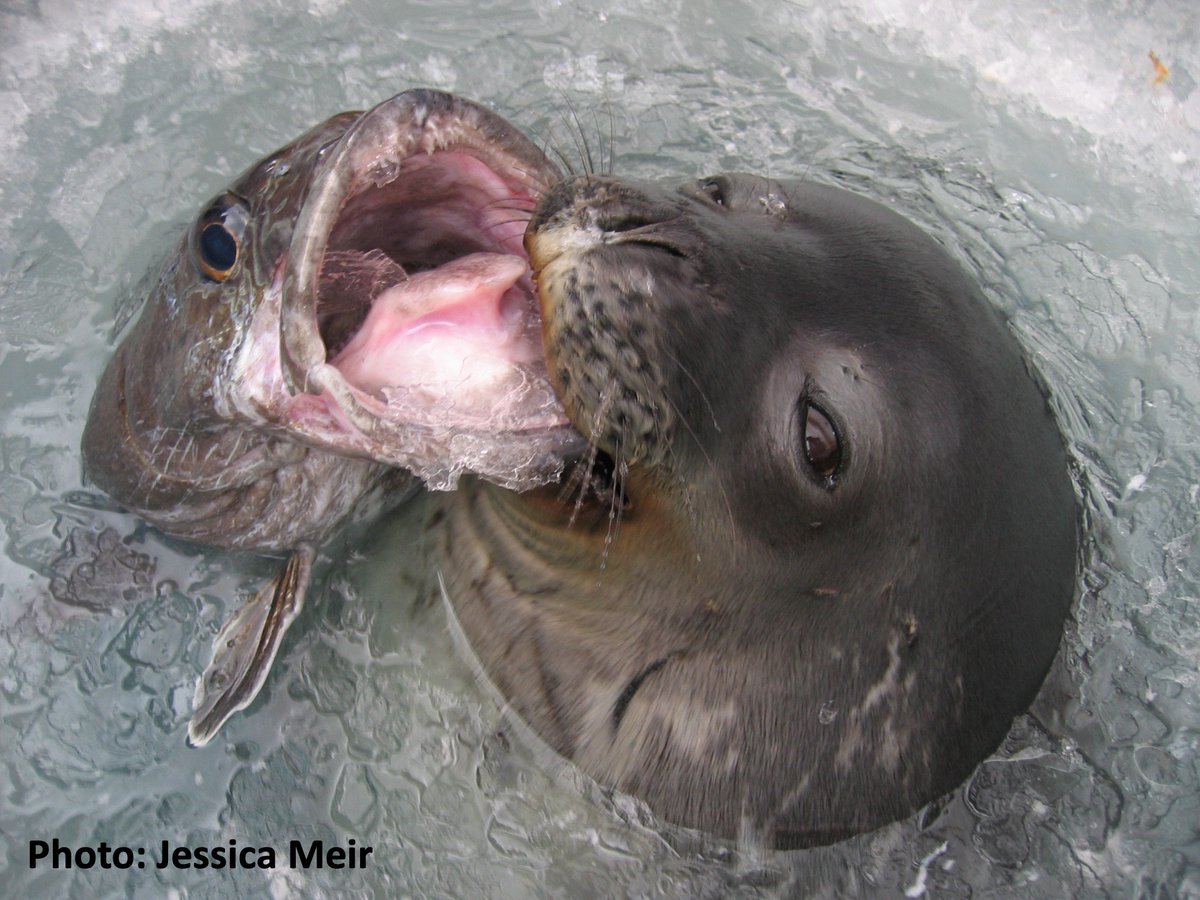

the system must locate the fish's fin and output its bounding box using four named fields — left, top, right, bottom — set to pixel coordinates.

left=187, top=546, right=314, bottom=747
